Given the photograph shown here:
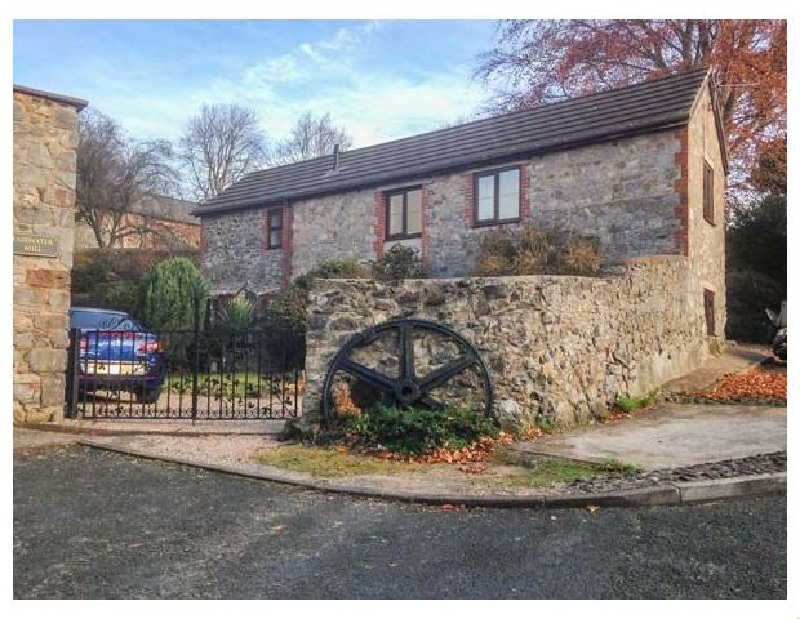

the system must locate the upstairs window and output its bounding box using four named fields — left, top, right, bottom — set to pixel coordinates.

left=266, top=209, right=282, bottom=249
left=475, top=167, right=520, bottom=225
left=703, top=161, right=715, bottom=225
left=386, top=187, right=422, bottom=240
